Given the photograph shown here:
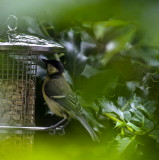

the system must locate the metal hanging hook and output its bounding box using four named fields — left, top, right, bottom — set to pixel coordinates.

left=7, top=15, right=18, bottom=31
